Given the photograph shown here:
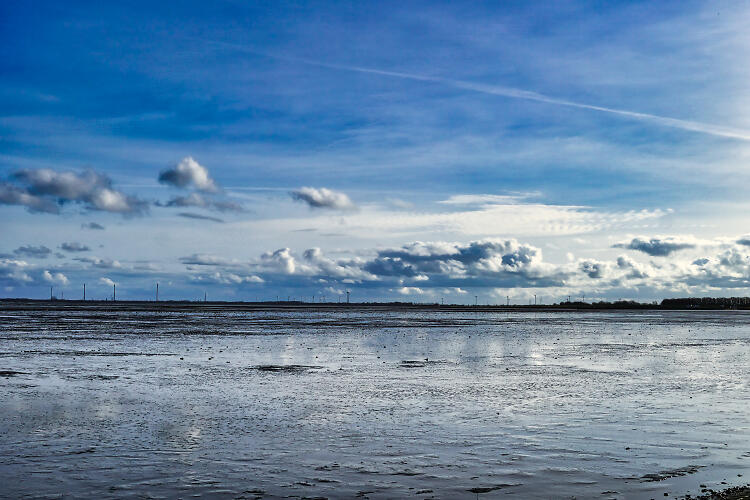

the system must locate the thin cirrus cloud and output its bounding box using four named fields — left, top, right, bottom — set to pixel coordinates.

left=0, top=168, right=147, bottom=215
left=159, top=193, right=244, bottom=213
left=158, top=157, right=219, bottom=193
left=290, top=187, right=356, bottom=211
left=200, top=39, right=750, bottom=142
left=178, top=212, right=225, bottom=223
left=270, top=195, right=668, bottom=239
